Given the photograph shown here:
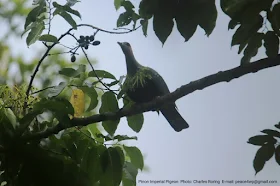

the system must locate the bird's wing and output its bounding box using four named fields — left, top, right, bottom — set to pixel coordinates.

left=146, top=67, right=179, bottom=110
left=146, top=67, right=170, bottom=95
